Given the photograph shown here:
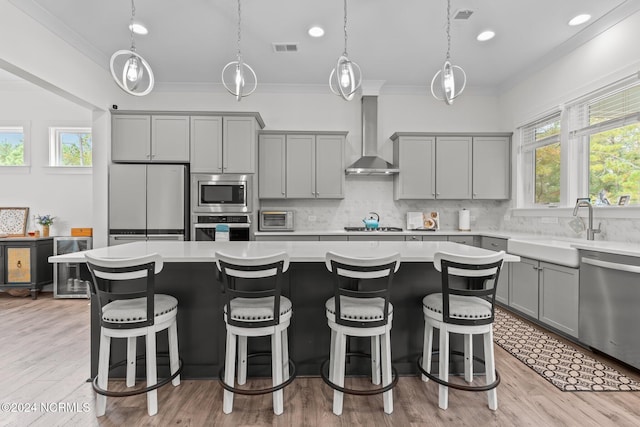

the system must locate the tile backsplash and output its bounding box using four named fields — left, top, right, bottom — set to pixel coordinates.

left=259, top=176, right=640, bottom=243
